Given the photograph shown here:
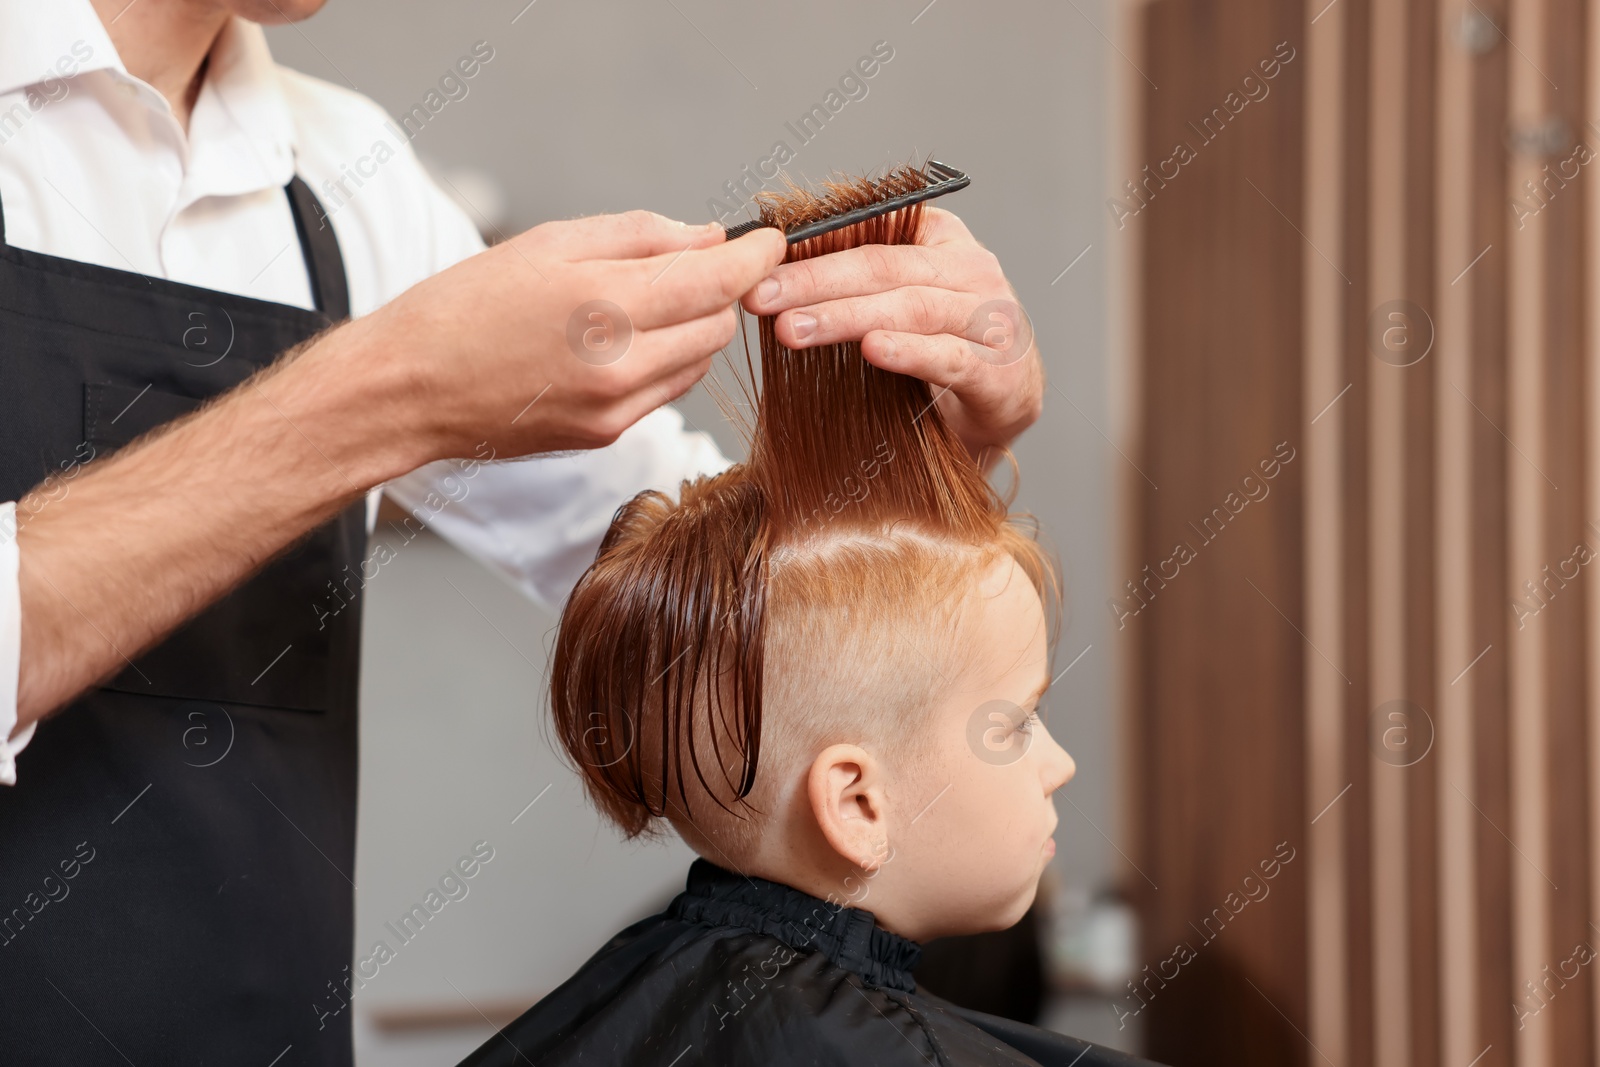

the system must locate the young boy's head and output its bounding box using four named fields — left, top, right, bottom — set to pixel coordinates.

left=551, top=168, right=1075, bottom=943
